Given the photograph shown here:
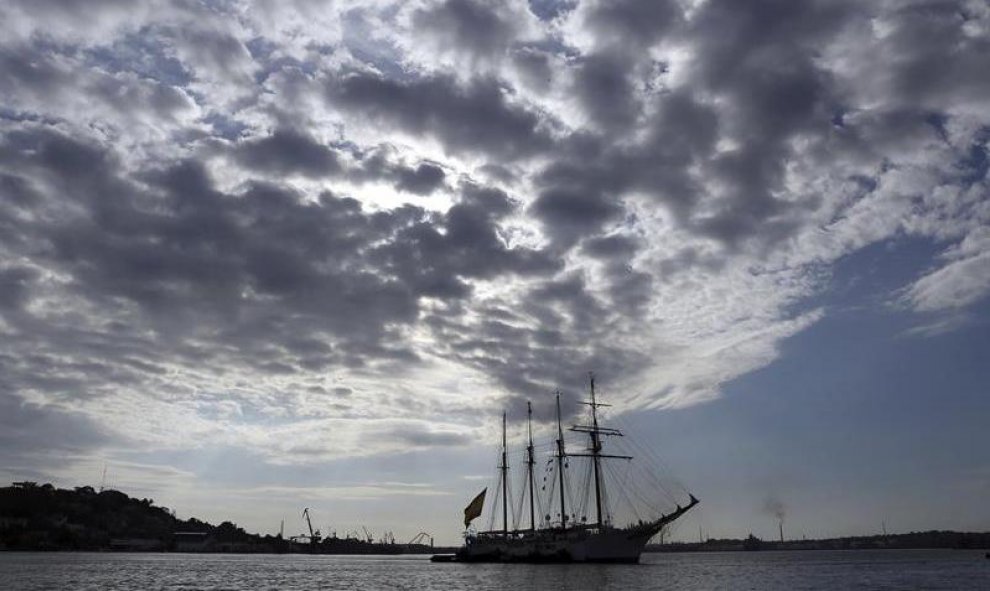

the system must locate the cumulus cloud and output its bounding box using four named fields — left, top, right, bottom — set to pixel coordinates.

left=232, top=129, right=342, bottom=178
left=0, top=0, right=987, bottom=477
left=326, top=70, right=555, bottom=160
